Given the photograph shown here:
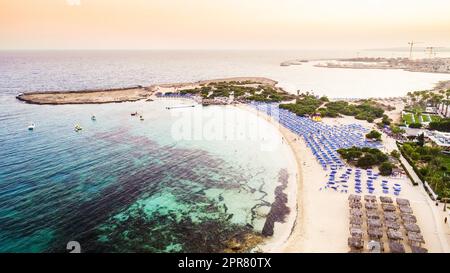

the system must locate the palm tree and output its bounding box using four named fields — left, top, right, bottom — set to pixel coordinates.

left=444, top=99, right=449, bottom=117
left=445, top=90, right=450, bottom=117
